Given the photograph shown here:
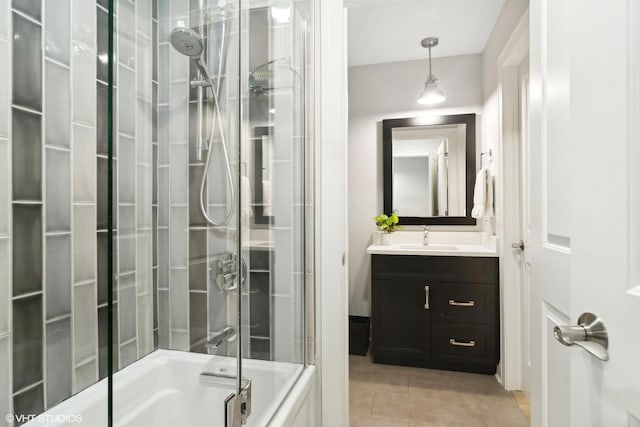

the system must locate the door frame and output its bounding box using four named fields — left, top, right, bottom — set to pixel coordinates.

left=496, top=9, right=529, bottom=391
left=315, top=0, right=349, bottom=426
